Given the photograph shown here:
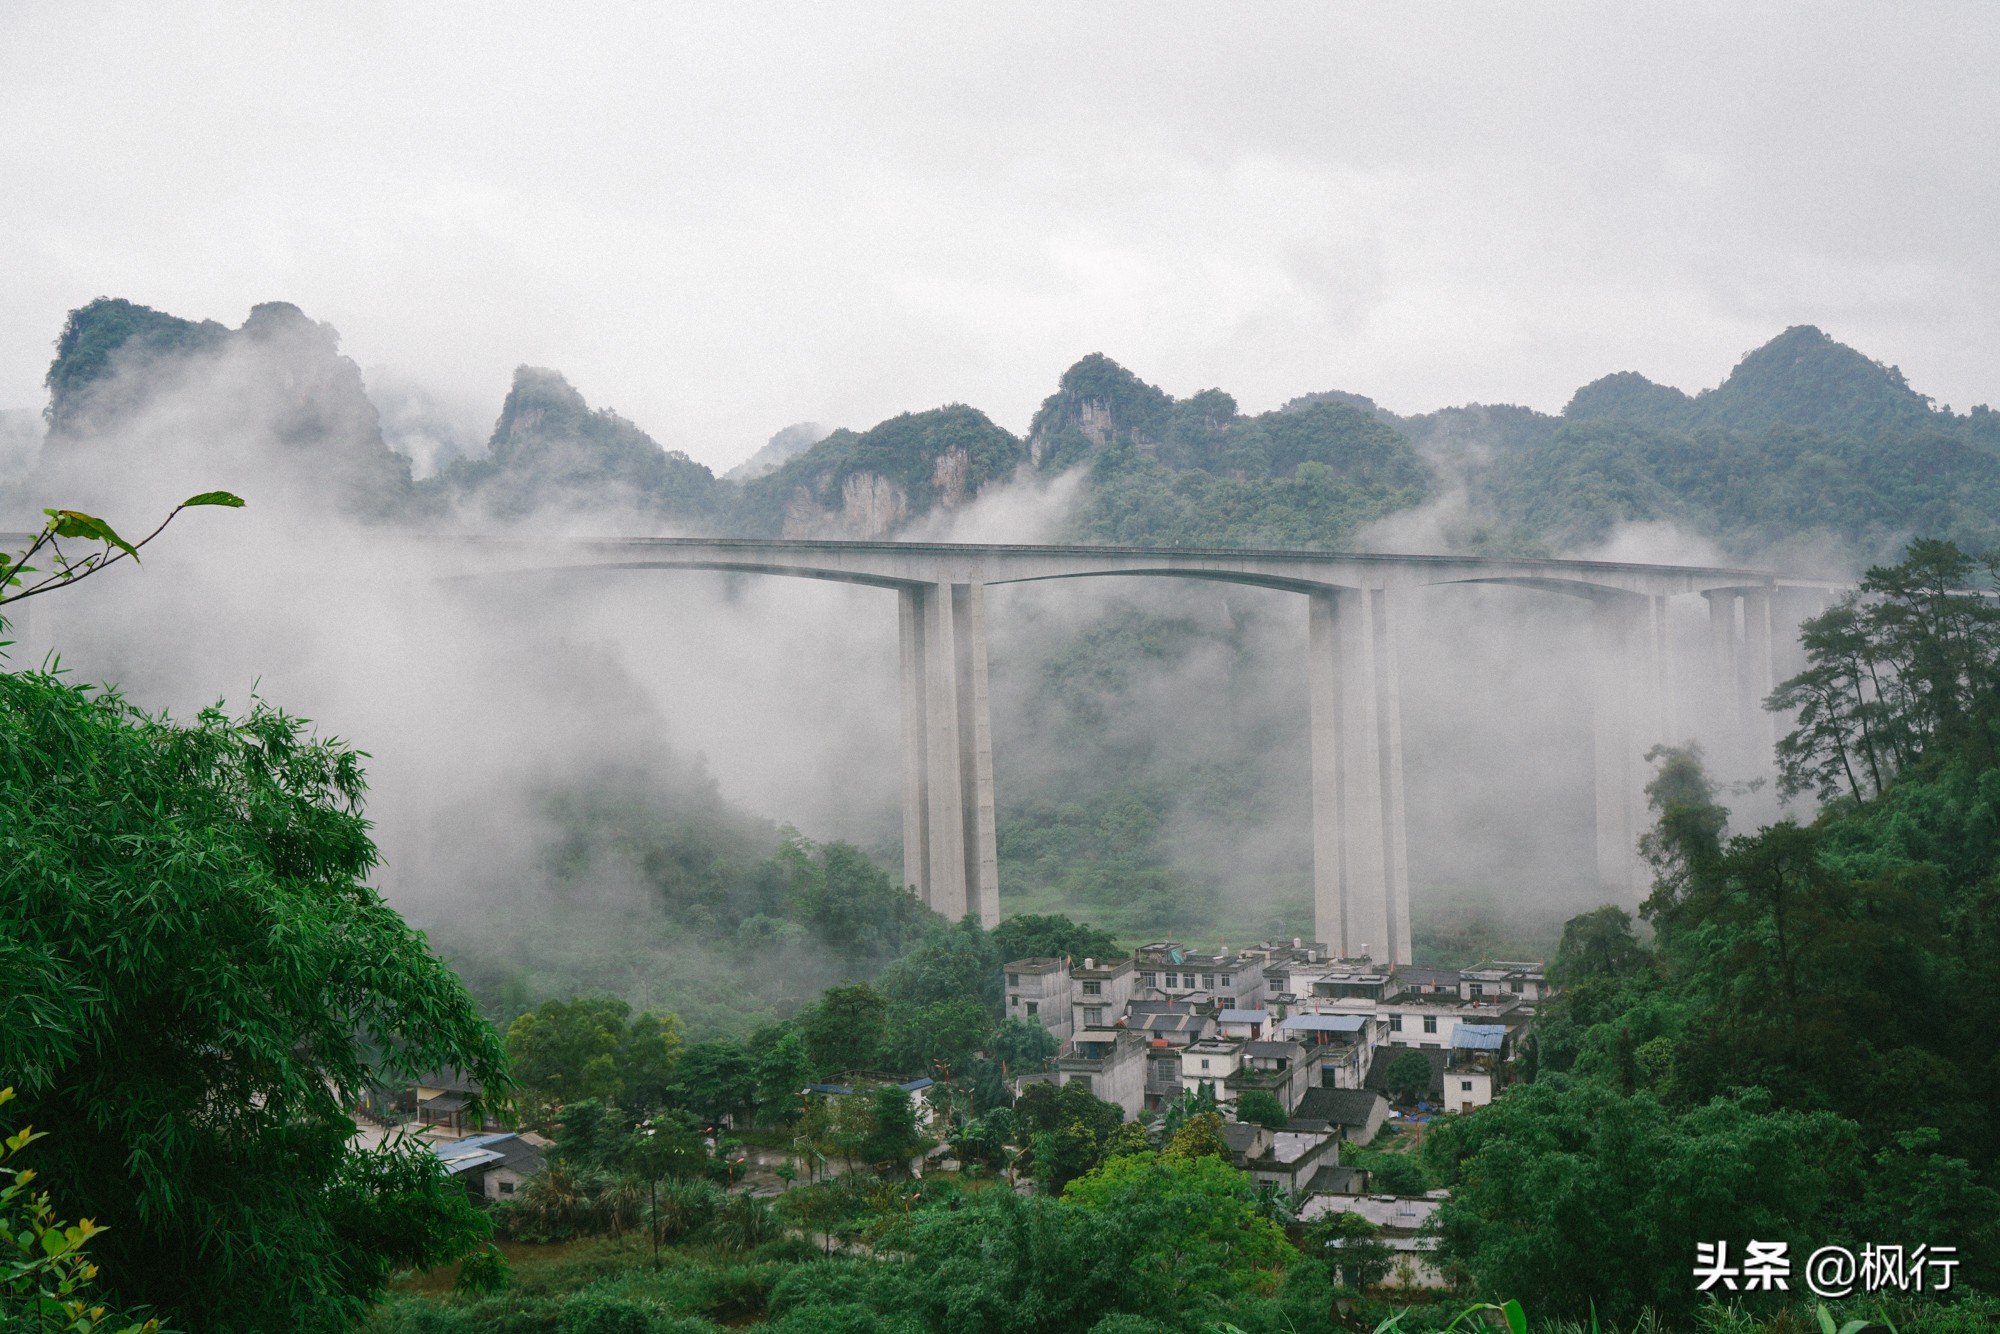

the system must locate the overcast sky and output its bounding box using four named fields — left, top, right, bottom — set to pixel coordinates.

left=3, top=2, right=1996, bottom=471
